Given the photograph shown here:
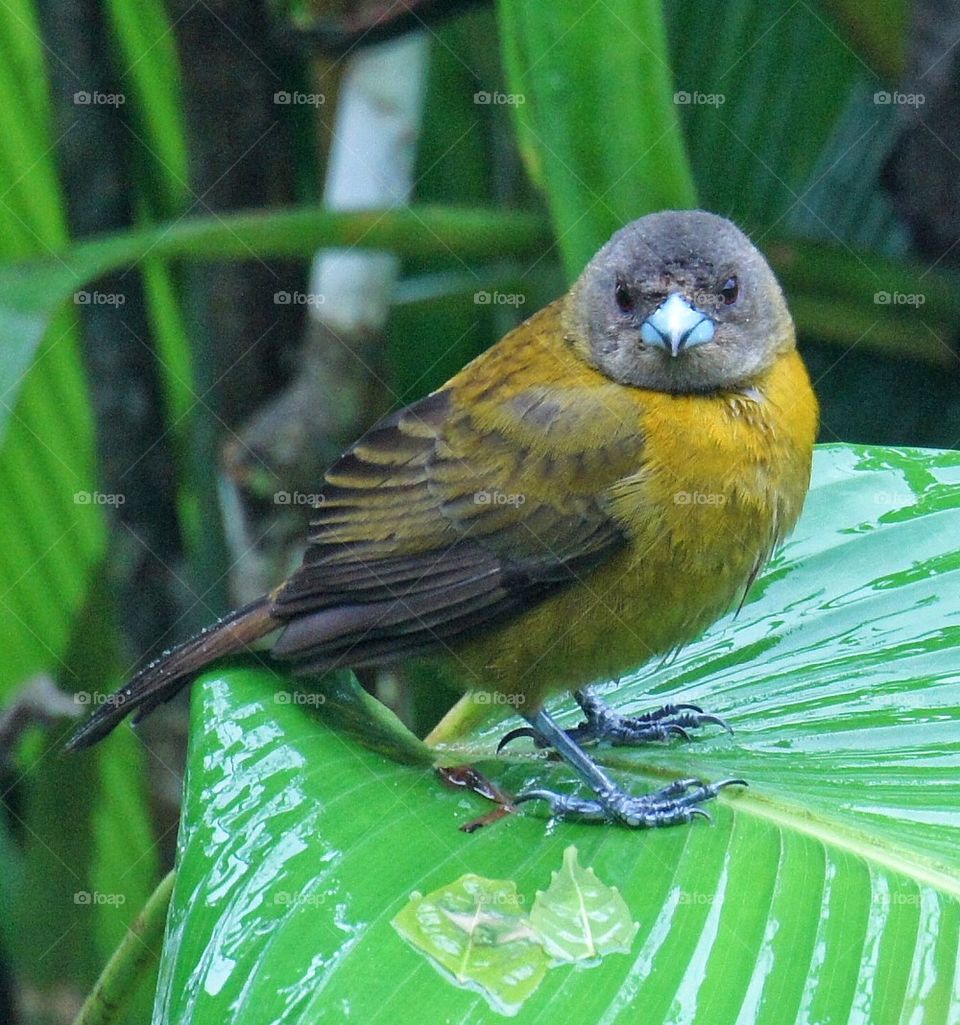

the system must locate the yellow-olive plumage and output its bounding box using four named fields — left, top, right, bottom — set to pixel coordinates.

left=68, top=210, right=818, bottom=828
left=449, top=302, right=816, bottom=708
